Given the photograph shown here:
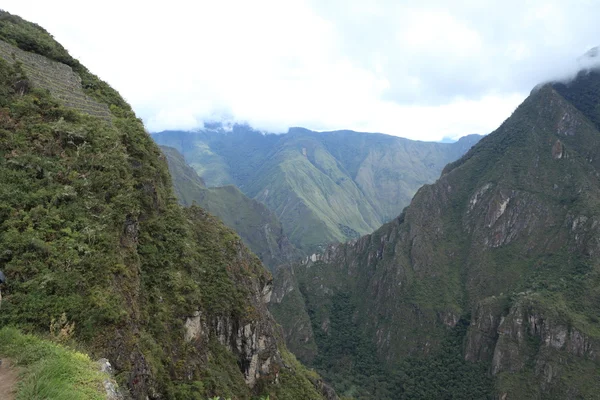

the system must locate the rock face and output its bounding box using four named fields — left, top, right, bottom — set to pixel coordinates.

left=98, top=358, right=125, bottom=400
left=272, top=73, right=600, bottom=398
left=464, top=296, right=506, bottom=364
left=466, top=294, right=600, bottom=398
left=184, top=275, right=280, bottom=388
